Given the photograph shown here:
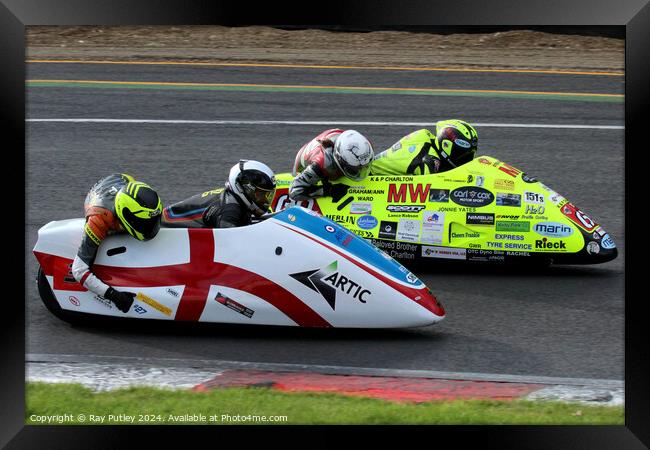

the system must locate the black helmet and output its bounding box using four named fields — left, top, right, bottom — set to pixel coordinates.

left=114, top=181, right=163, bottom=241
left=434, top=119, right=479, bottom=169
left=226, top=160, right=277, bottom=216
